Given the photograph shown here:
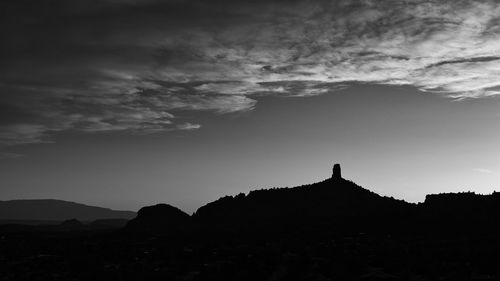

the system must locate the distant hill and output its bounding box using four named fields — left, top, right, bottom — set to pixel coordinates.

left=0, top=199, right=136, bottom=222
